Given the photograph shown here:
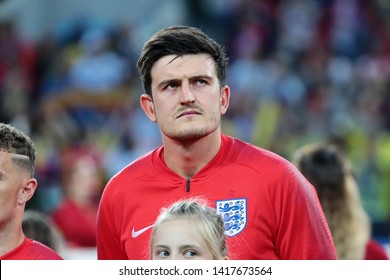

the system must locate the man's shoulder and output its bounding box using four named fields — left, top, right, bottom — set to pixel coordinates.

left=112, top=148, right=159, bottom=180
left=28, top=239, right=63, bottom=260
left=226, top=135, right=290, bottom=165
left=103, top=147, right=161, bottom=195
left=1, top=238, right=63, bottom=260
